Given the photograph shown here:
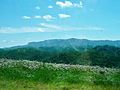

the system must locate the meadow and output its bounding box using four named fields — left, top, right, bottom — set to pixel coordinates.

left=0, top=59, right=120, bottom=90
